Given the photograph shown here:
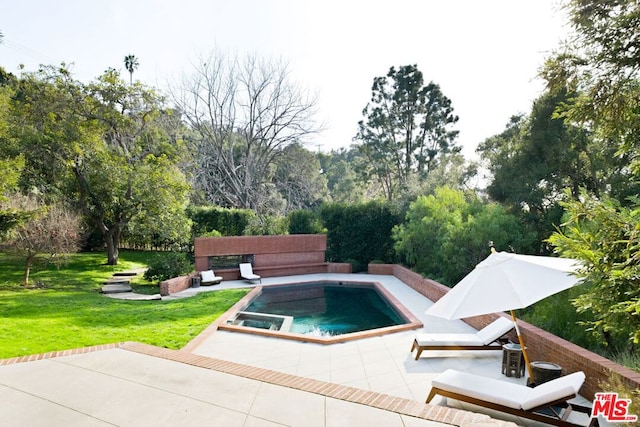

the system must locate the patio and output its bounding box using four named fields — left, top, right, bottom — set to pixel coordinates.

left=186, top=272, right=593, bottom=426
left=0, top=272, right=595, bottom=426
